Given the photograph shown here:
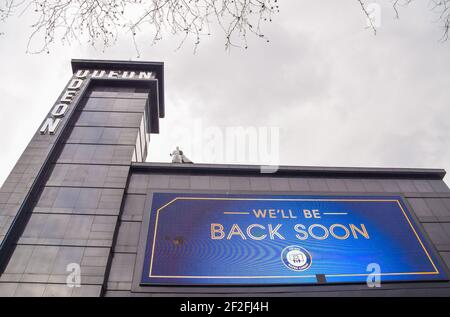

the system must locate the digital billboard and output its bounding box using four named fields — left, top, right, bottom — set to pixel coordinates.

left=141, top=193, right=447, bottom=285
